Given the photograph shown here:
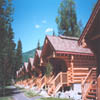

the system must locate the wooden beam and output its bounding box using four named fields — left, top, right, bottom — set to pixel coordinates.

left=81, top=38, right=87, bottom=48
left=47, top=55, right=67, bottom=59
left=56, top=51, right=94, bottom=56
left=91, top=34, right=100, bottom=40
